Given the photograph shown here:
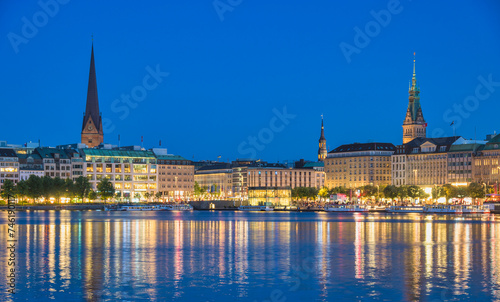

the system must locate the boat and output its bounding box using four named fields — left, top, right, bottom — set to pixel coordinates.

left=324, top=204, right=369, bottom=212
left=387, top=205, right=424, bottom=213
left=238, top=205, right=267, bottom=211
left=484, top=194, right=500, bottom=214
left=164, top=204, right=193, bottom=211
left=265, top=206, right=274, bottom=211
left=105, top=204, right=167, bottom=211
left=461, top=205, right=490, bottom=214
left=423, top=204, right=490, bottom=214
